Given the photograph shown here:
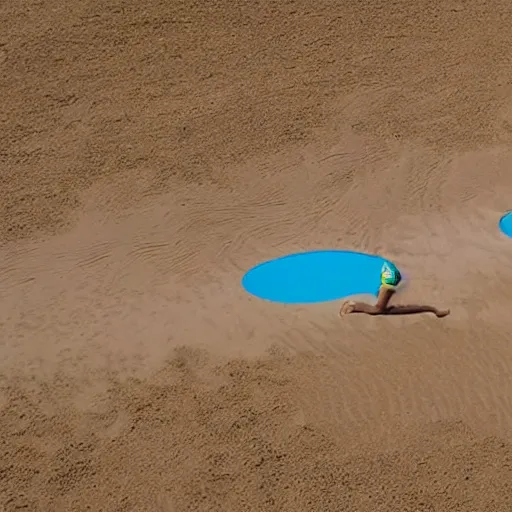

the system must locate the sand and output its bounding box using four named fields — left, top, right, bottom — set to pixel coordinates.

left=2, top=0, right=512, bottom=510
